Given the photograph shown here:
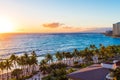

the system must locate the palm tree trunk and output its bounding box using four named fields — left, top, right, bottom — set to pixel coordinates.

left=7, top=69, right=8, bottom=80
left=64, top=58, right=66, bottom=64
left=14, top=62, right=17, bottom=69
left=21, top=66, right=24, bottom=79
left=0, top=70, right=2, bottom=80
left=23, top=66, right=25, bottom=76
left=26, top=65, right=28, bottom=76
left=2, top=70, right=4, bottom=80
left=32, top=65, right=34, bottom=73
left=49, top=61, right=50, bottom=65
left=69, top=58, right=71, bottom=66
